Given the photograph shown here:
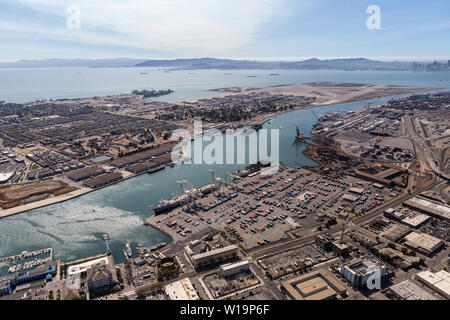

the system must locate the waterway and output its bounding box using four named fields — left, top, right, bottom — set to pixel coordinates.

left=0, top=68, right=449, bottom=275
